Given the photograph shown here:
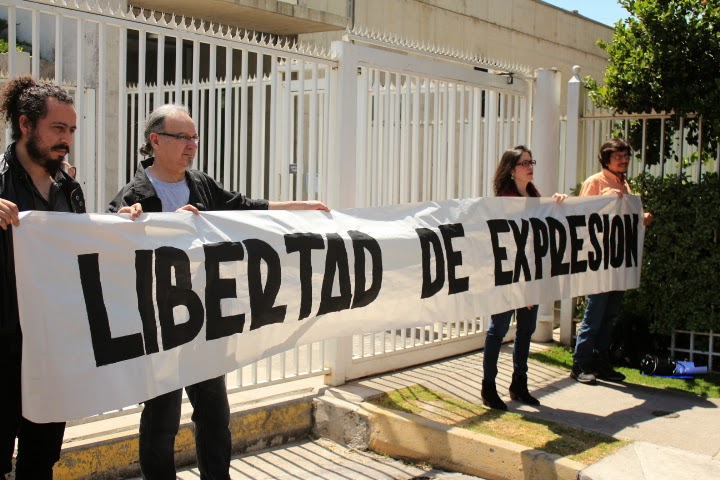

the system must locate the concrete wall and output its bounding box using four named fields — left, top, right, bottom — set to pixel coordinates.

left=302, top=0, right=614, bottom=111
